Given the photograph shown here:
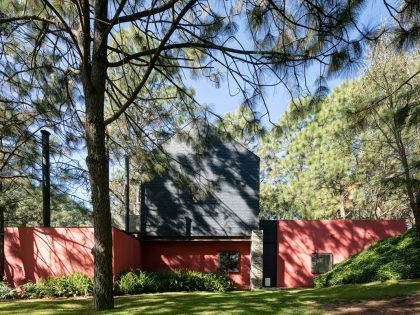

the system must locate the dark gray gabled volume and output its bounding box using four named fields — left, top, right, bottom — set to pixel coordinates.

left=142, top=123, right=260, bottom=237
